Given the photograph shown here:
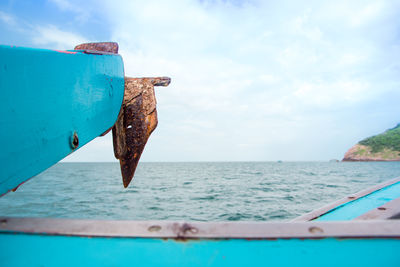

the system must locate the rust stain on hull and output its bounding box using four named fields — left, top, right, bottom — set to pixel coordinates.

left=113, top=77, right=171, bottom=187
left=54, top=50, right=77, bottom=54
